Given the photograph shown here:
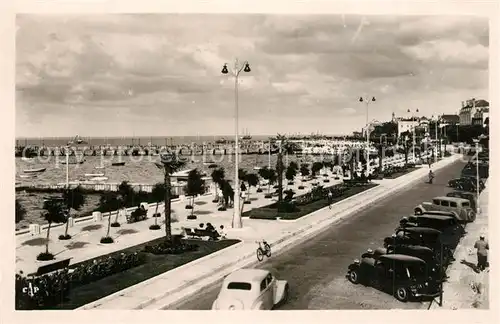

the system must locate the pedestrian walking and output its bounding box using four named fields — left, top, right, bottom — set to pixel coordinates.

left=474, top=235, right=489, bottom=271
left=328, top=190, right=333, bottom=209
left=428, top=169, right=434, bottom=184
